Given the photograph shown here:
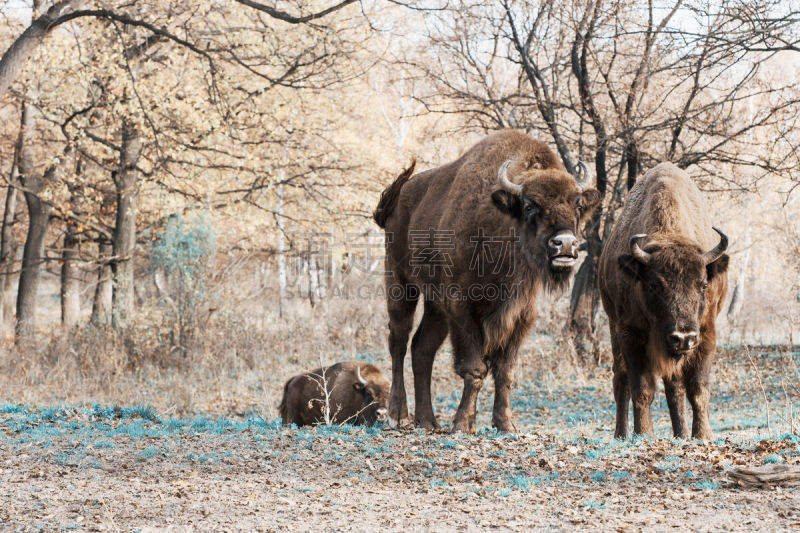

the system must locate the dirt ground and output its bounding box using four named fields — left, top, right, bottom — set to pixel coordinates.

left=1, top=346, right=798, bottom=531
